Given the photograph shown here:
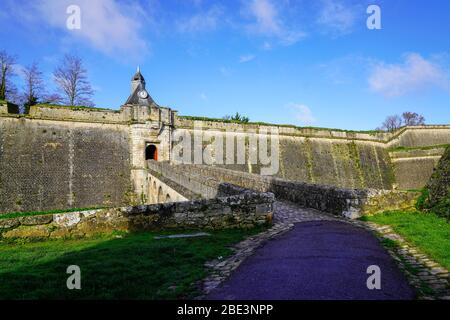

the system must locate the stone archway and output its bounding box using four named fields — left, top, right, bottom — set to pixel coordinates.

left=157, top=186, right=164, bottom=203
left=146, top=144, right=158, bottom=161
left=152, top=181, right=157, bottom=203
